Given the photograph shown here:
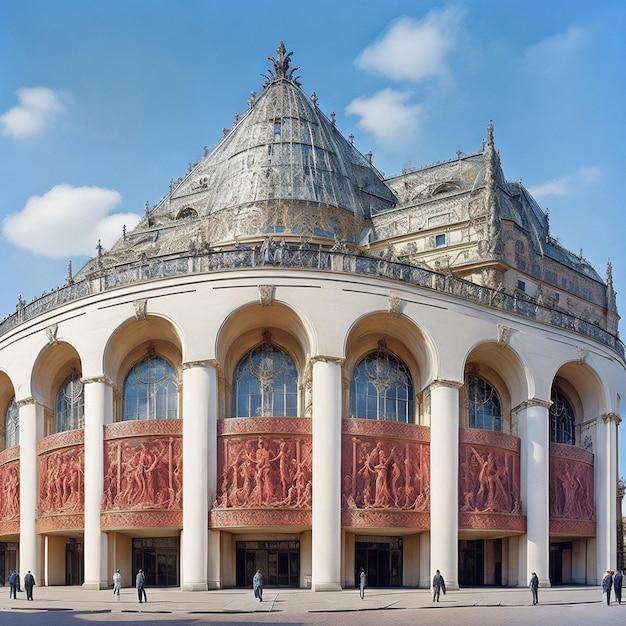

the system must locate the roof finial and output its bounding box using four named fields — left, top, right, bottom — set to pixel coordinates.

left=488, top=119, right=494, bottom=146
left=263, top=42, right=301, bottom=87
